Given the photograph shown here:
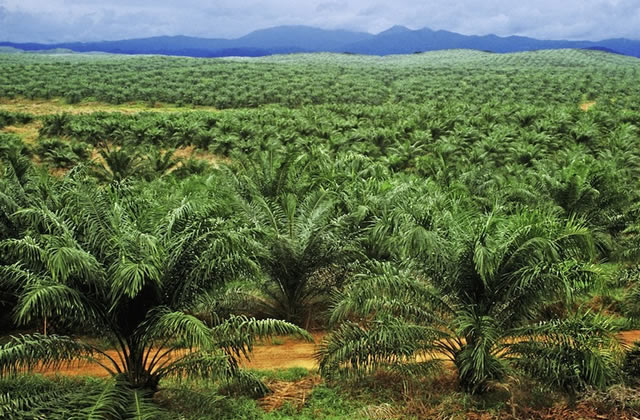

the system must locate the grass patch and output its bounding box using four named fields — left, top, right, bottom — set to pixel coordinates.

left=253, top=367, right=312, bottom=382
left=262, top=384, right=369, bottom=420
